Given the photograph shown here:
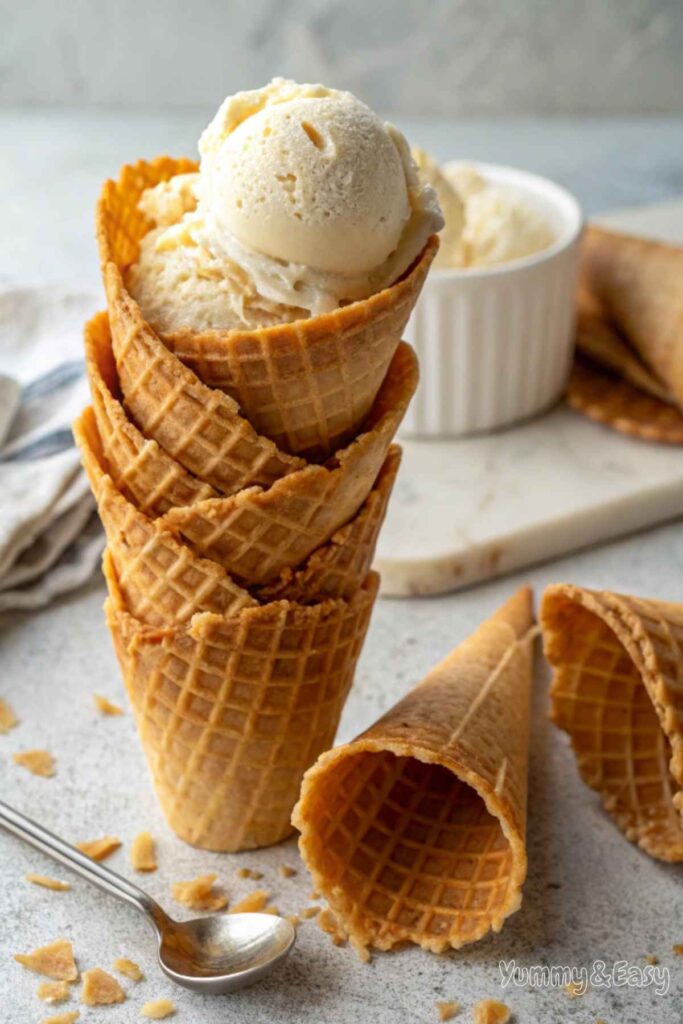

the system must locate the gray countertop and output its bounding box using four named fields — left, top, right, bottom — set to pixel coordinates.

left=1, top=111, right=682, bottom=1023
